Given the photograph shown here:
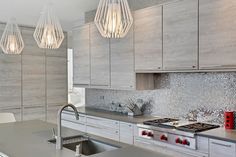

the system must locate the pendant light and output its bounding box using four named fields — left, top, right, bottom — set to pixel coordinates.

left=94, top=0, right=133, bottom=38
left=0, top=18, right=24, bottom=54
left=34, top=3, right=64, bottom=49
